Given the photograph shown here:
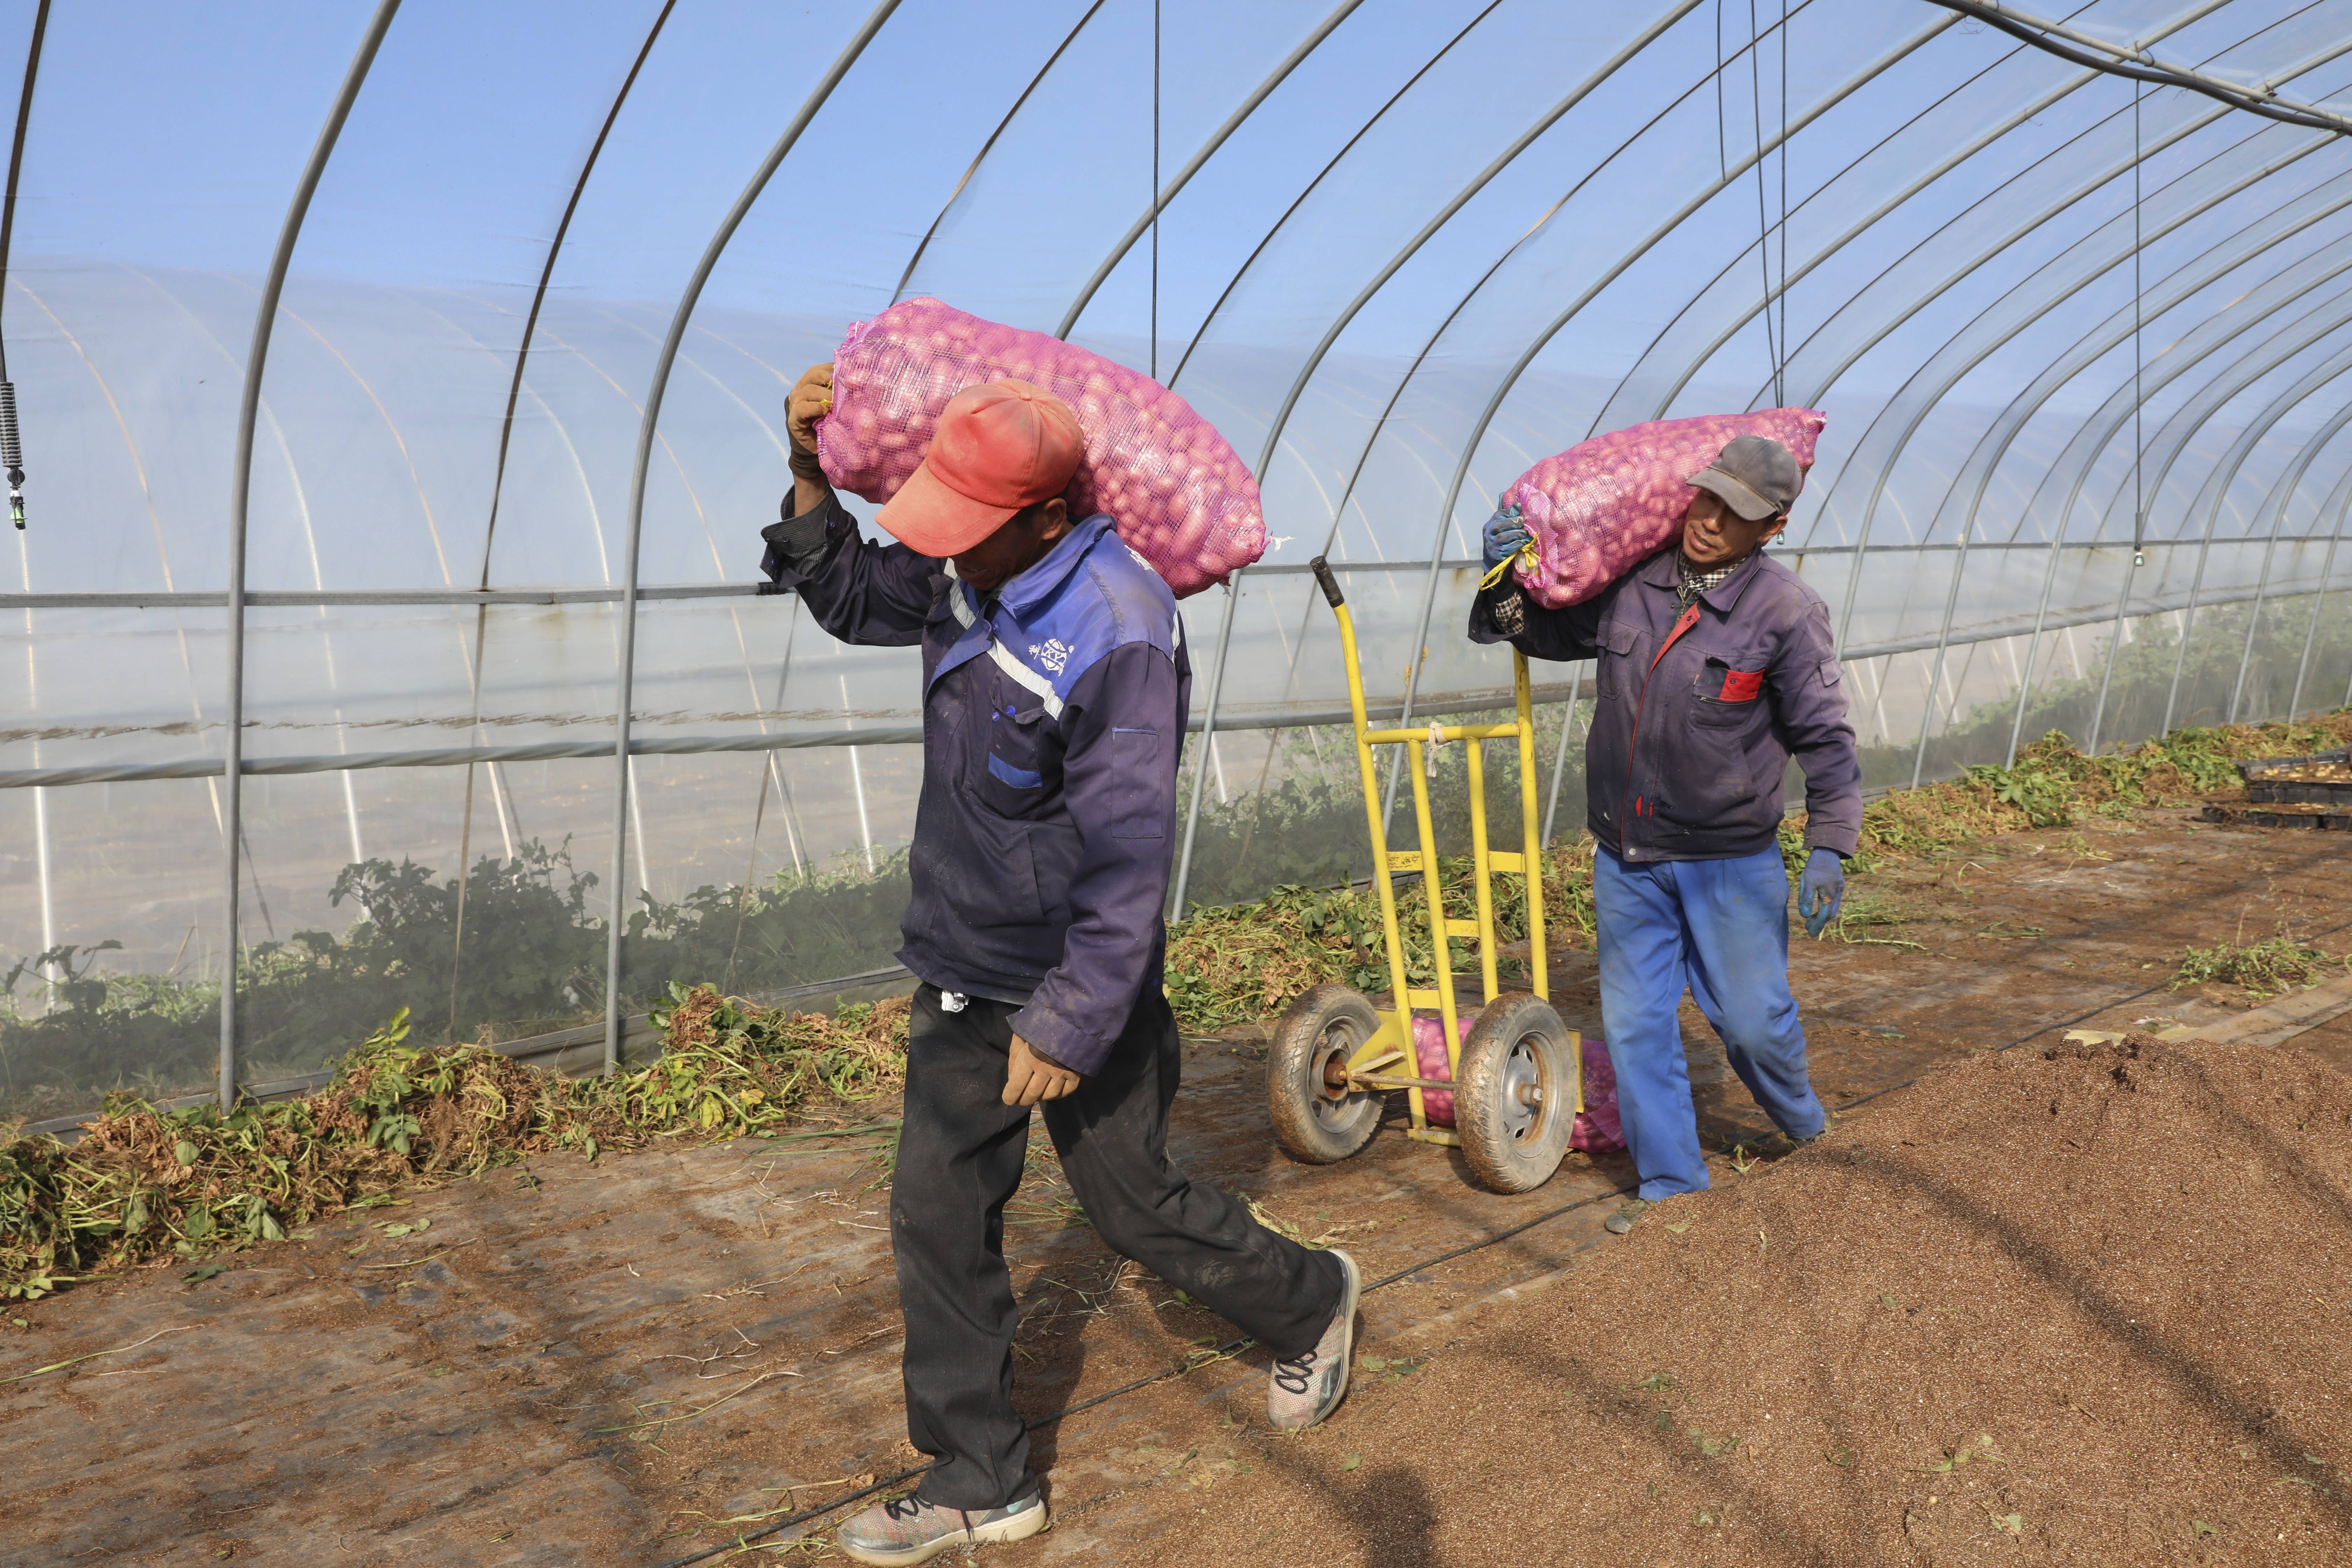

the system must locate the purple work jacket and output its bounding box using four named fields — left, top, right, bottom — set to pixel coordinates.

left=761, top=491, right=1188, bottom=1075
left=1468, top=546, right=1861, bottom=863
